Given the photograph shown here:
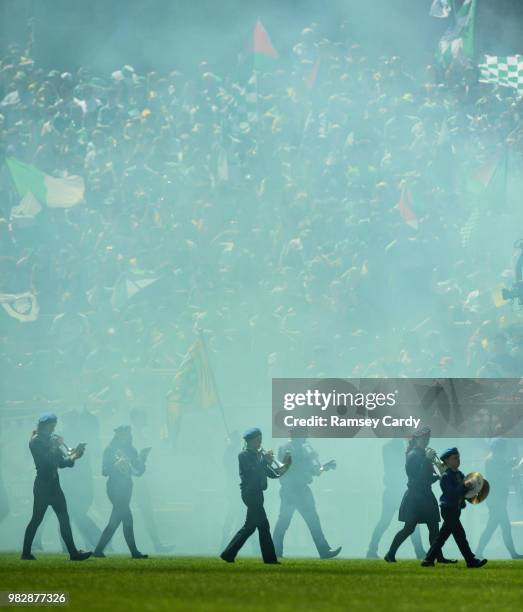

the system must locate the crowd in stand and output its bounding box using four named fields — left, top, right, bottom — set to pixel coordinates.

left=2, top=23, right=523, bottom=409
